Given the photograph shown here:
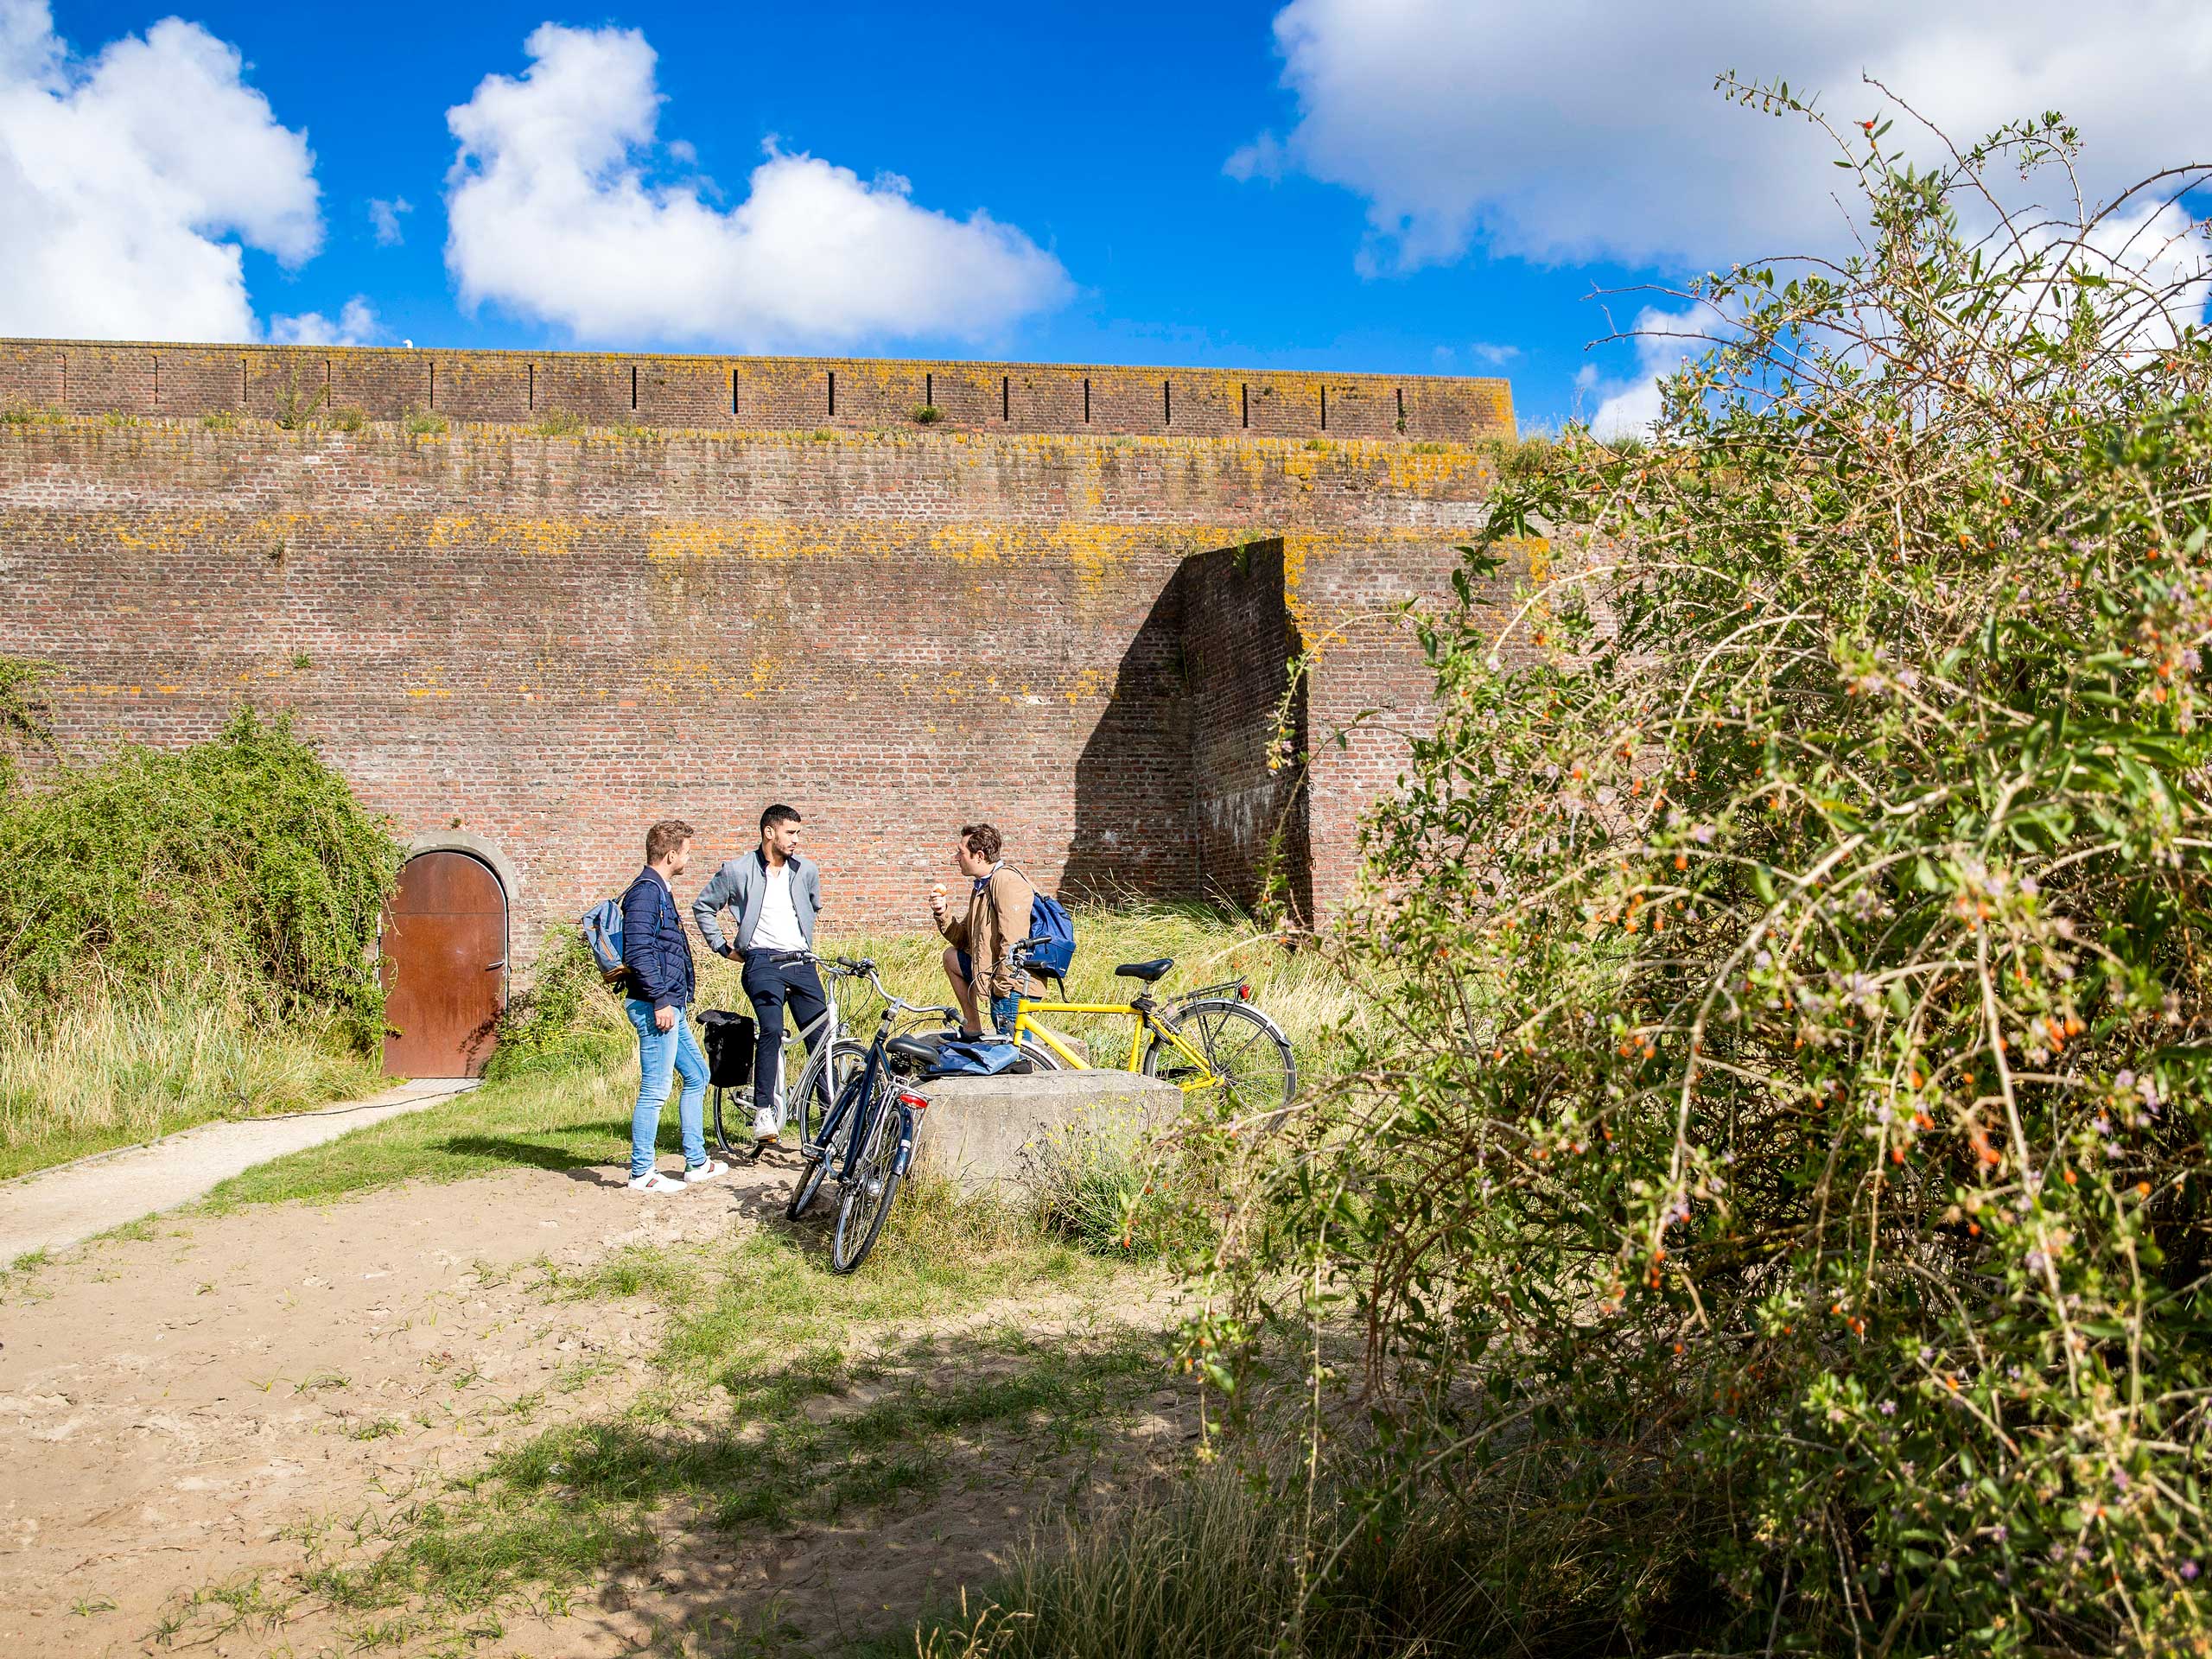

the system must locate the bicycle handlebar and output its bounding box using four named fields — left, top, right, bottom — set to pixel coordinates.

left=768, top=949, right=874, bottom=976
left=766, top=950, right=953, bottom=1022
